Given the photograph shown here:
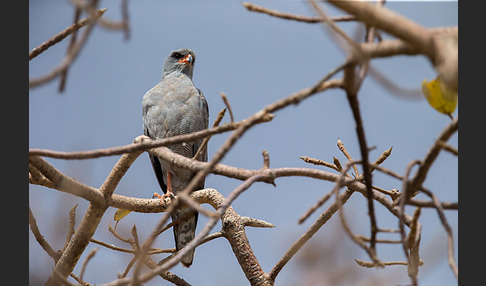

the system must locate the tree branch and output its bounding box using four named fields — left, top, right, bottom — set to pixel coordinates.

left=243, top=2, right=355, bottom=24
left=45, top=151, right=143, bottom=285
left=28, top=8, right=107, bottom=61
